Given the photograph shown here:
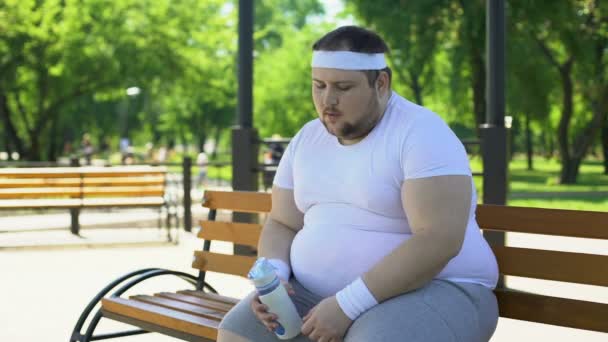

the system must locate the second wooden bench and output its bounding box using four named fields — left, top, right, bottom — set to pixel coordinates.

left=0, top=166, right=176, bottom=236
